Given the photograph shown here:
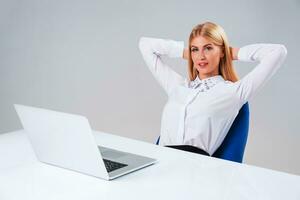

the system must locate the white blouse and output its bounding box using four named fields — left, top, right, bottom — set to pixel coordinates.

left=139, top=37, right=287, bottom=155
